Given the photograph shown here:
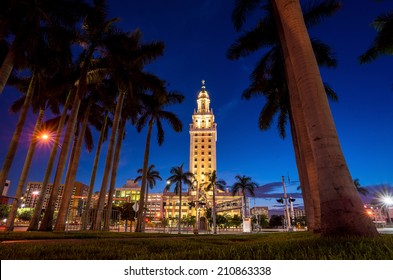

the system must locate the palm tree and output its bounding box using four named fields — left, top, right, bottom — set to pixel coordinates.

left=273, top=0, right=378, bottom=236
left=231, top=175, right=257, bottom=218
left=134, top=90, right=184, bottom=233
left=359, top=11, right=393, bottom=63
left=229, top=0, right=340, bottom=233
left=165, top=164, right=194, bottom=234
left=102, top=117, right=126, bottom=230
left=81, top=111, right=110, bottom=230
left=54, top=96, right=94, bottom=231
left=204, top=170, right=226, bottom=234
left=134, top=164, right=162, bottom=229
left=4, top=69, right=67, bottom=231
left=92, top=30, right=165, bottom=230
left=0, top=0, right=88, bottom=94
left=40, top=0, right=118, bottom=231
